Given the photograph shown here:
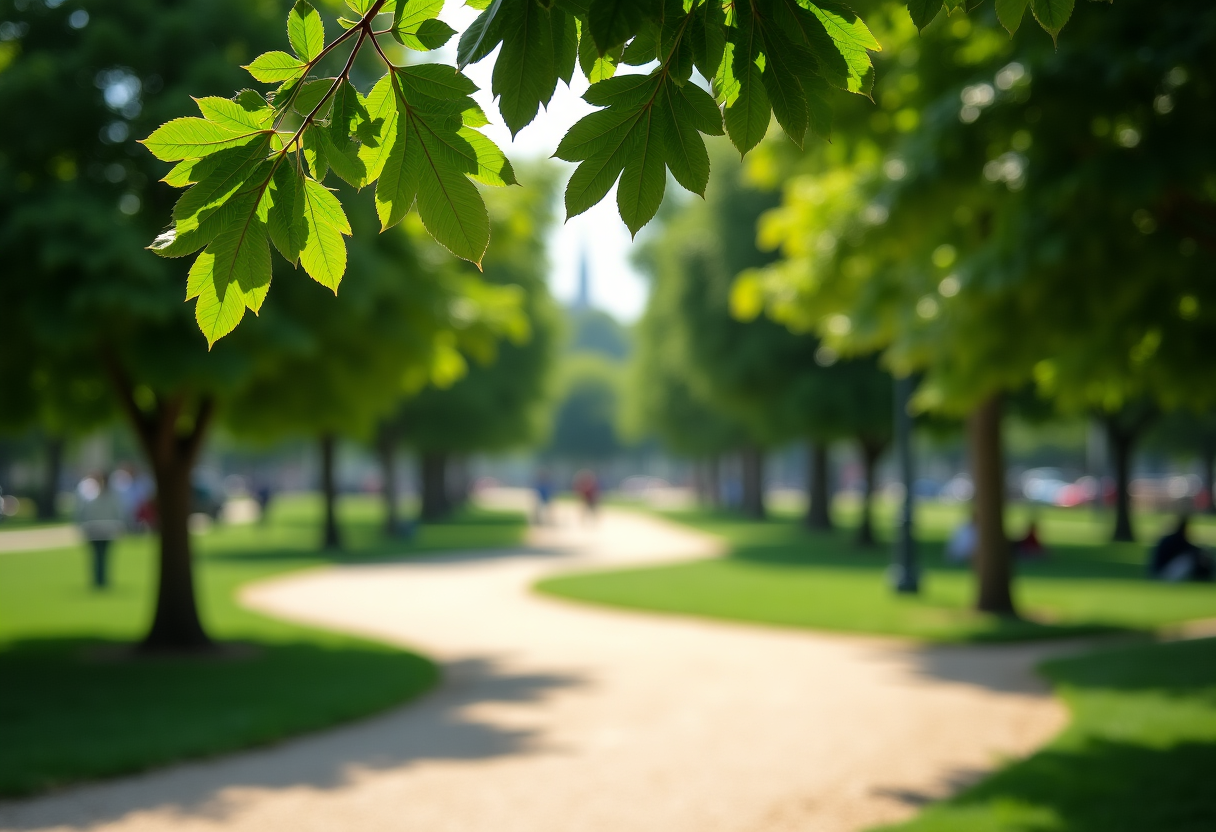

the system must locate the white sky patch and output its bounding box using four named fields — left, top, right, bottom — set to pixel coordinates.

left=434, top=4, right=650, bottom=322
